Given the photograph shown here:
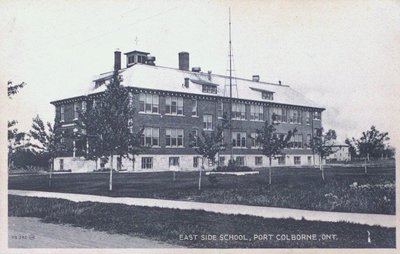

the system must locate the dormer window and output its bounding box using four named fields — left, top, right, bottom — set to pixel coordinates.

left=202, top=84, right=217, bottom=94
left=262, top=91, right=274, bottom=100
